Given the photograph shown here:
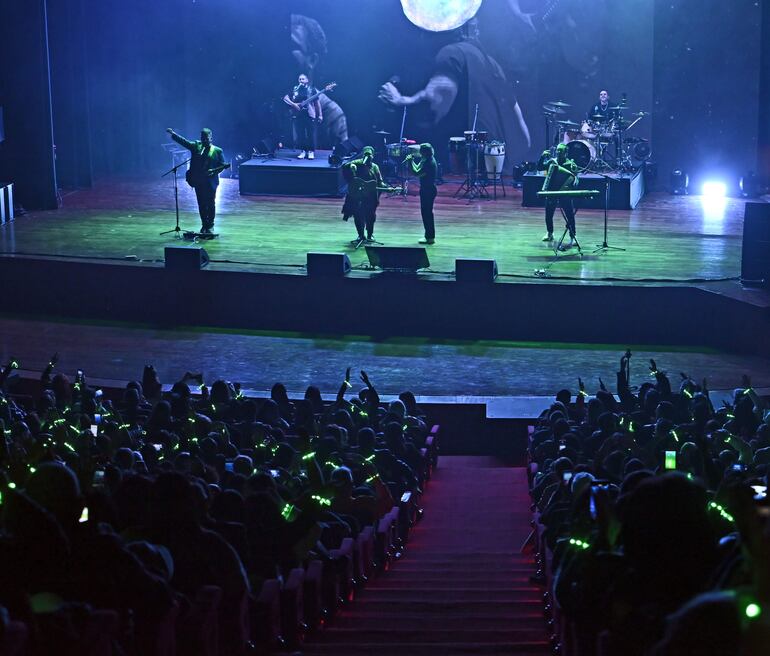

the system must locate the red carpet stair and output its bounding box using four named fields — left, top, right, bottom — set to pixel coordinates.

left=301, top=456, right=550, bottom=655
